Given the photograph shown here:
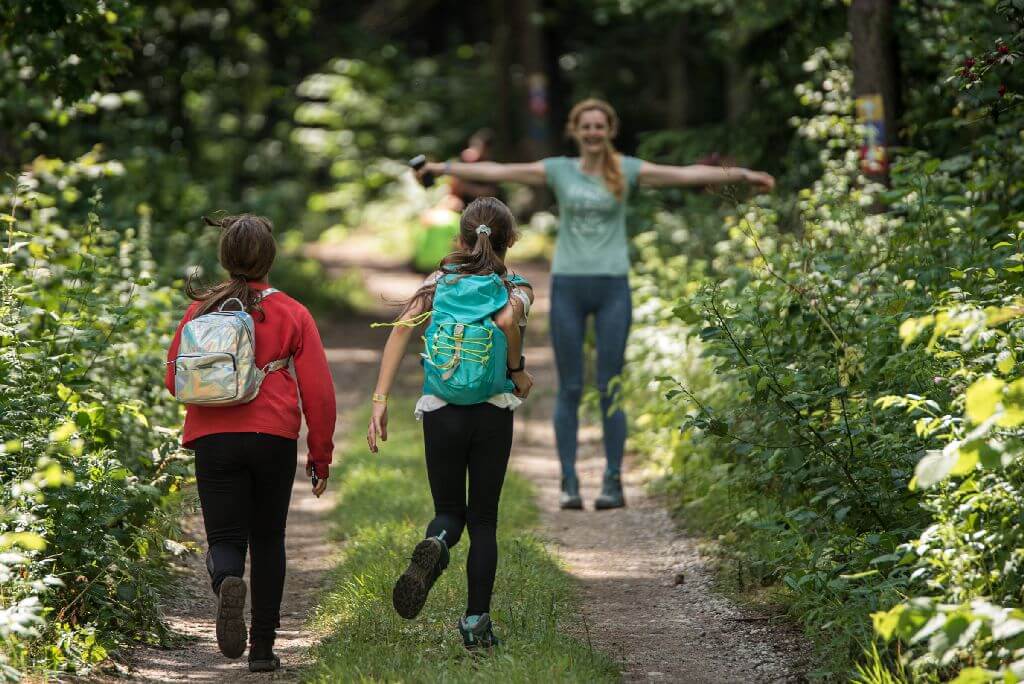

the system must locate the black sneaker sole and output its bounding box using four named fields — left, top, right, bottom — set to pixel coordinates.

left=594, top=498, right=626, bottom=510
left=216, top=576, right=247, bottom=659
left=248, top=656, right=281, bottom=672
left=393, top=538, right=443, bottom=619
